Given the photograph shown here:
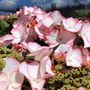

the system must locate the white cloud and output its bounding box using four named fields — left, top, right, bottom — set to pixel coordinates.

left=78, top=0, right=90, bottom=5
left=31, top=0, right=90, bottom=9
left=52, top=0, right=68, bottom=8
left=52, top=0, right=90, bottom=8
left=0, top=0, right=18, bottom=7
